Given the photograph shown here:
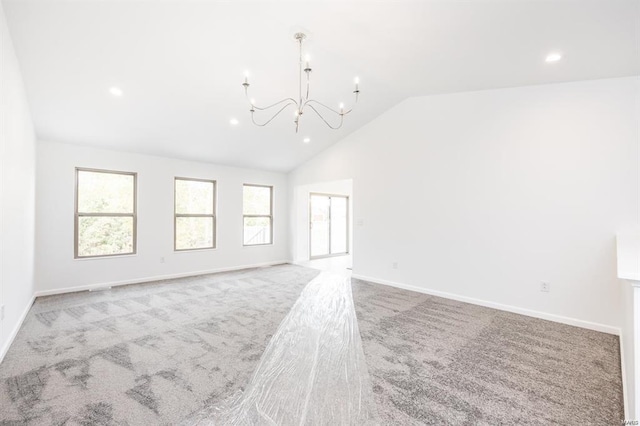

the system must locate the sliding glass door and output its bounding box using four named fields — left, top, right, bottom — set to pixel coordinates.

left=309, top=193, right=349, bottom=259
